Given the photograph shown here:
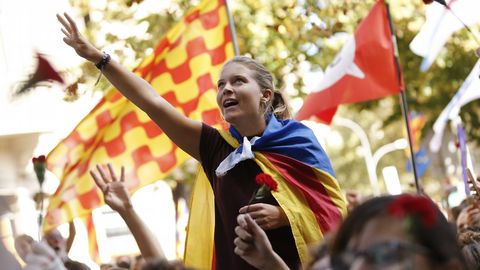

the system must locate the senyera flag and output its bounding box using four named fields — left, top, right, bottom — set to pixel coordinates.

left=45, top=0, right=234, bottom=259
left=296, top=0, right=403, bottom=124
